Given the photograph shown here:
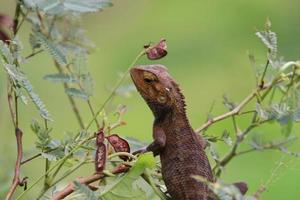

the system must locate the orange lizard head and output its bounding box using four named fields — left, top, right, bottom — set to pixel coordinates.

left=130, top=65, right=186, bottom=115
